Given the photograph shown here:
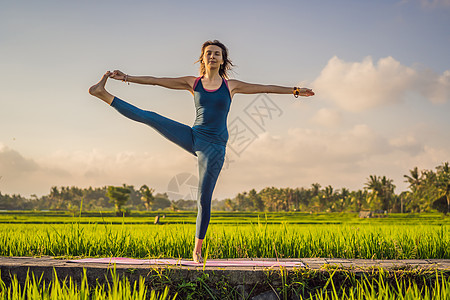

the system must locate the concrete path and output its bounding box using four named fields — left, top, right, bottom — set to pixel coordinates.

left=1, top=256, right=449, bottom=286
